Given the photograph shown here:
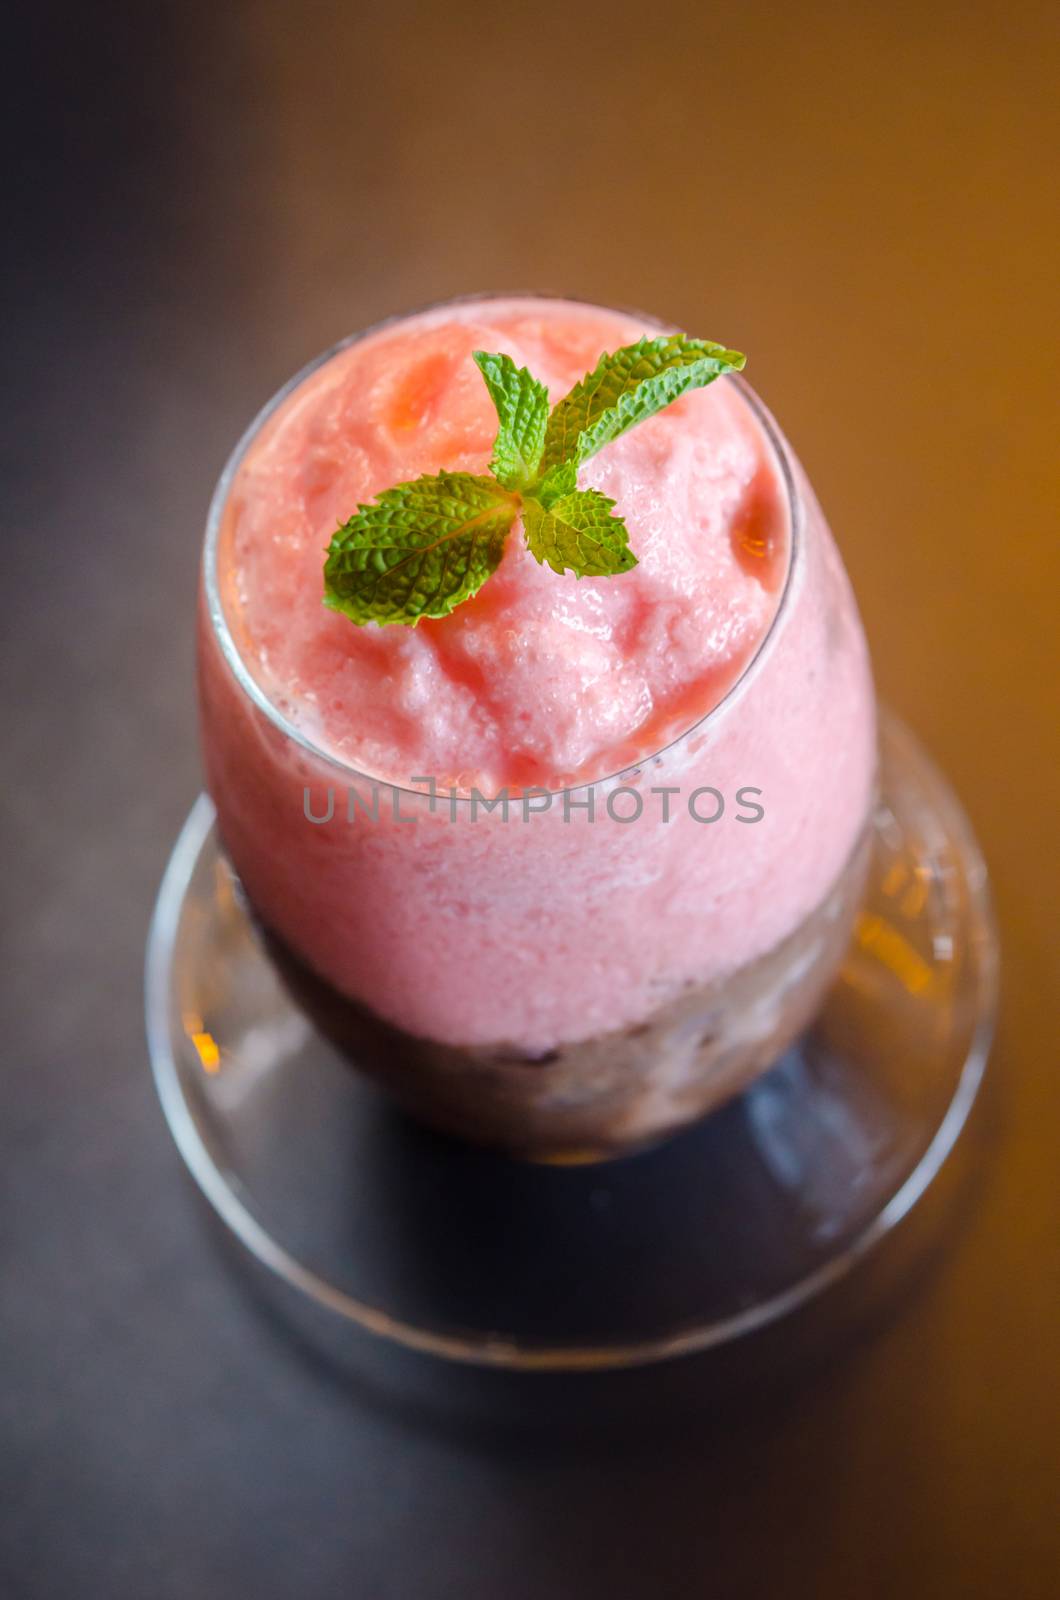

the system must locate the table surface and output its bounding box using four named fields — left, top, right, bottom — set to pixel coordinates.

left=3, top=3, right=1058, bottom=1596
